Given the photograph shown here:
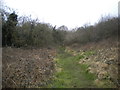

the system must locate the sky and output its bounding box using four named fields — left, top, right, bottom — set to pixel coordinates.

left=2, top=0, right=119, bottom=29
